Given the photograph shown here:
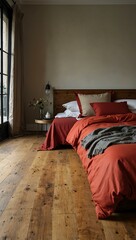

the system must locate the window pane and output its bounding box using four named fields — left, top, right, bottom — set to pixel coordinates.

left=3, top=75, right=8, bottom=94
left=0, top=95, right=1, bottom=124
left=3, top=52, right=8, bottom=74
left=0, top=2, right=12, bottom=139
left=0, top=9, right=1, bottom=49
left=3, top=94, right=7, bottom=122
left=0, top=73, right=1, bottom=93
left=3, top=14, right=9, bottom=52
left=0, top=50, right=1, bottom=73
